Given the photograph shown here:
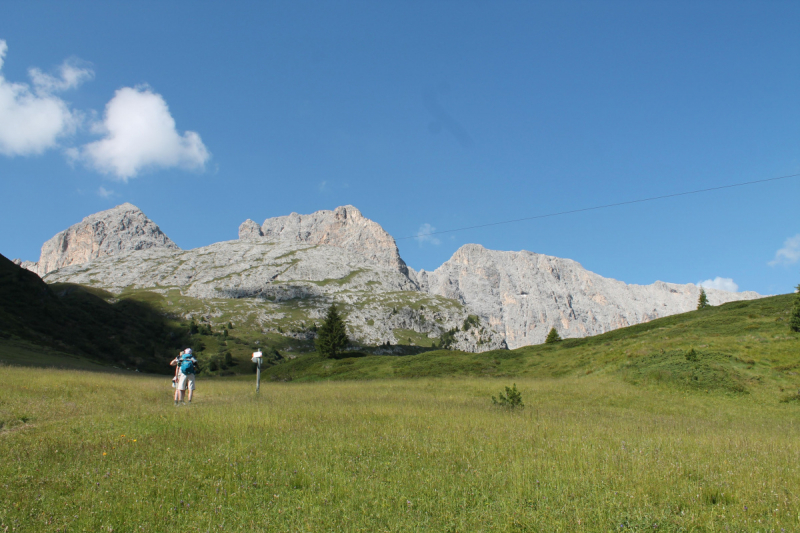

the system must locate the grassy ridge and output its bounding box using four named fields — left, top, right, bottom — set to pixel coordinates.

left=1, top=366, right=798, bottom=531
left=0, top=254, right=191, bottom=373
left=262, top=294, right=800, bottom=397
